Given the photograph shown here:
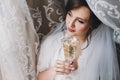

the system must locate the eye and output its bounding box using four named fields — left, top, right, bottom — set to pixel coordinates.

left=77, top=19, right=84, bottom=24
left=67, top=11, right=72, bottom=16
